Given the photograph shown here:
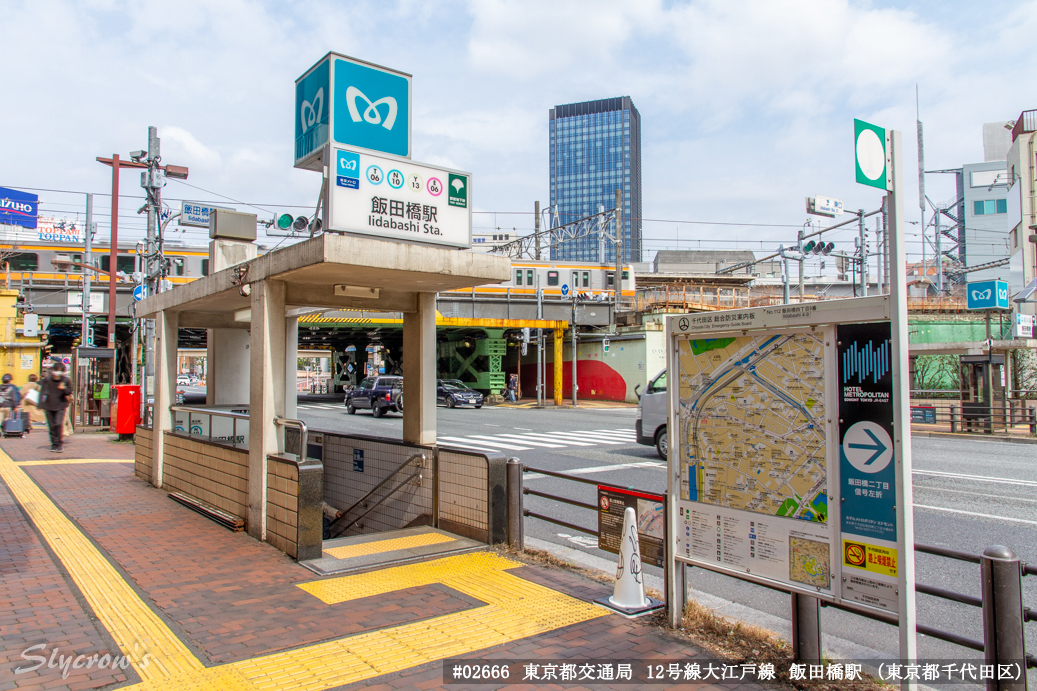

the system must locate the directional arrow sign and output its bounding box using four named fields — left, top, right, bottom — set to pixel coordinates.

left=842, top=421, right=892, bottom=473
